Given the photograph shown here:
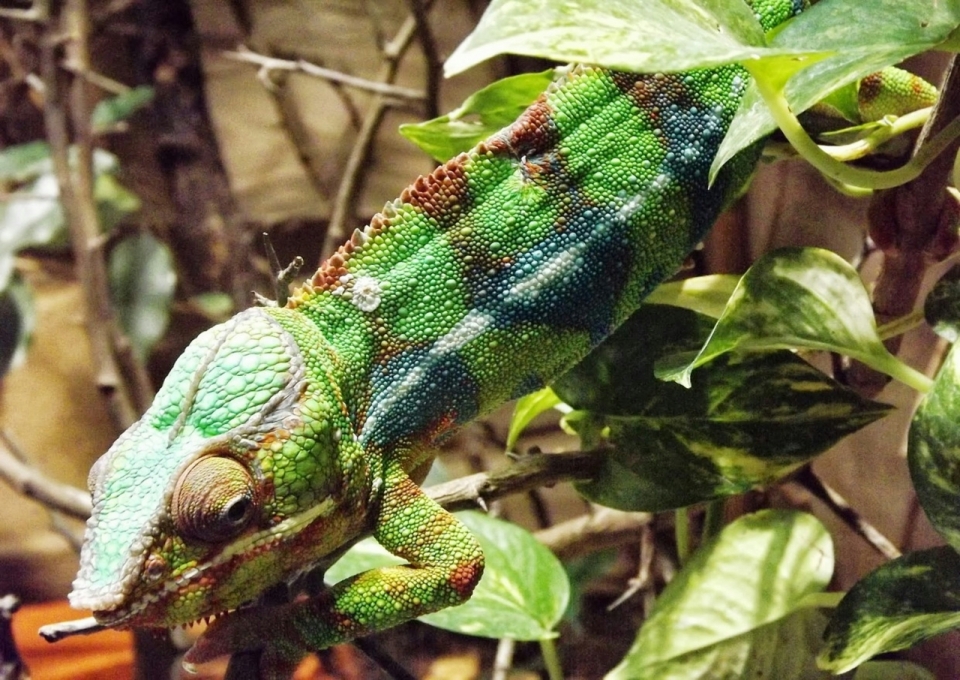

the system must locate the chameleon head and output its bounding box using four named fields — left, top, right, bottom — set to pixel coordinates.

left=69, top=308, right=366, bottom=628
